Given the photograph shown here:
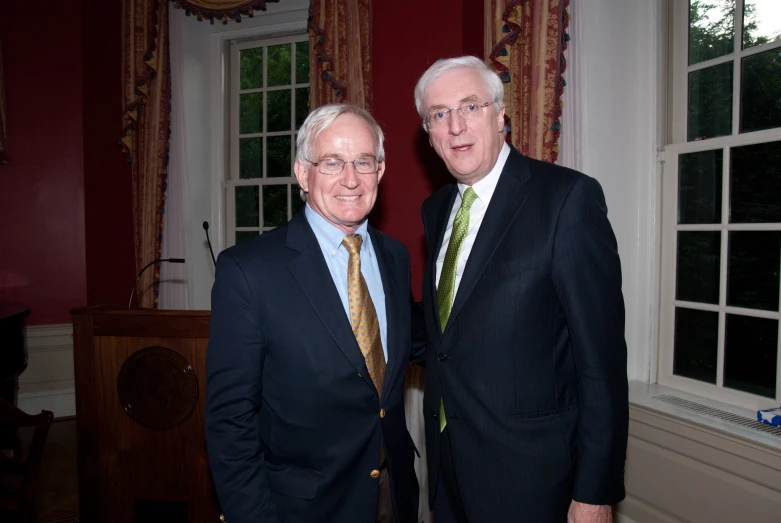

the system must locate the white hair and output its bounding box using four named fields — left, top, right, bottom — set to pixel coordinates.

left=413, top=55, right=505, bottom=132
left=296, top=103, right=385, bottom=164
